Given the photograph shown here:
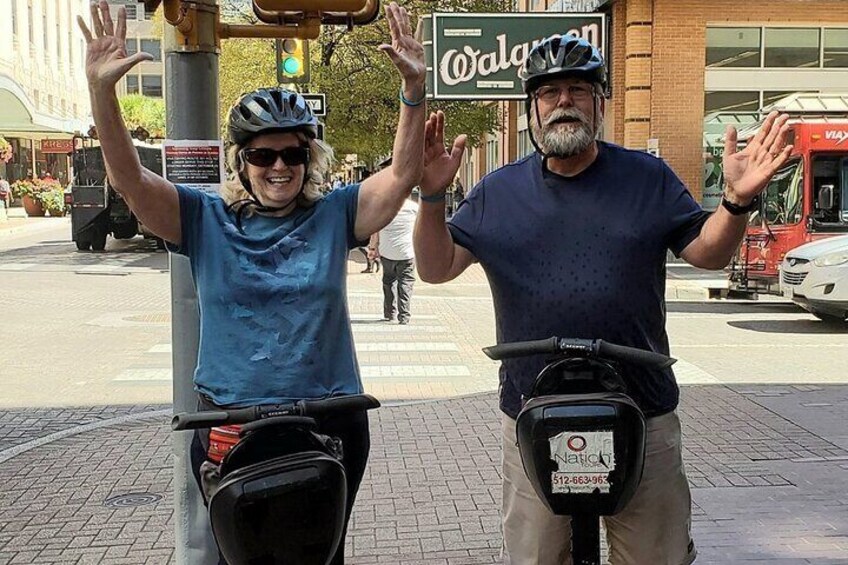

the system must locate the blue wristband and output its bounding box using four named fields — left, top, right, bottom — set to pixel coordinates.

left=419, top=190, right=446, bottom=203
left=399, top=87, right=426, bottom=107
